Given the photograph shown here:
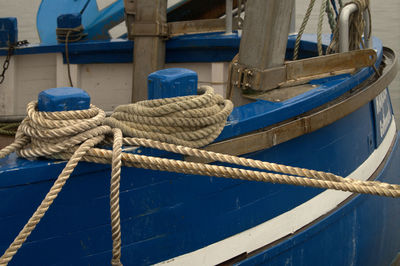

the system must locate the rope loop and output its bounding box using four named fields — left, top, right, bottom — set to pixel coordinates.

left=104, top=86, right=234, bottom=148
left=16, top=102, right=108, bottom=159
